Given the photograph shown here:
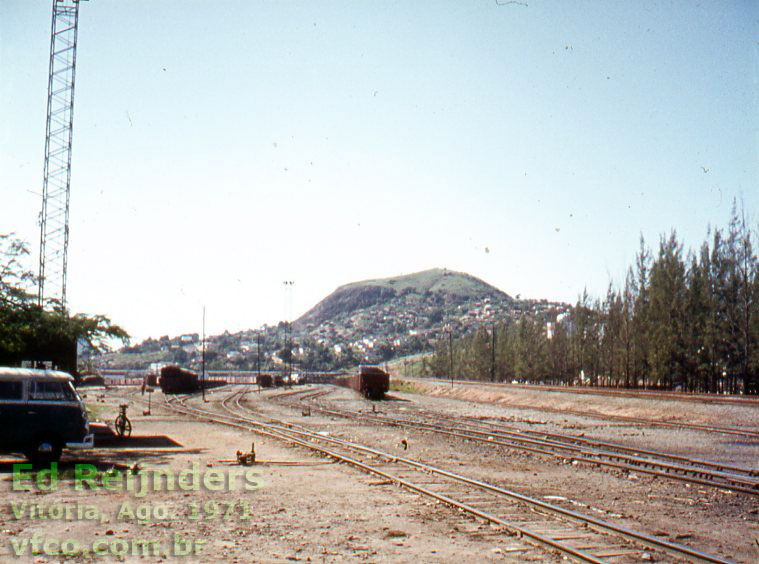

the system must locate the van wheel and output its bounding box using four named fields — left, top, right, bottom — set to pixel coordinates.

left=25, top=436, right=63, bottom=465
